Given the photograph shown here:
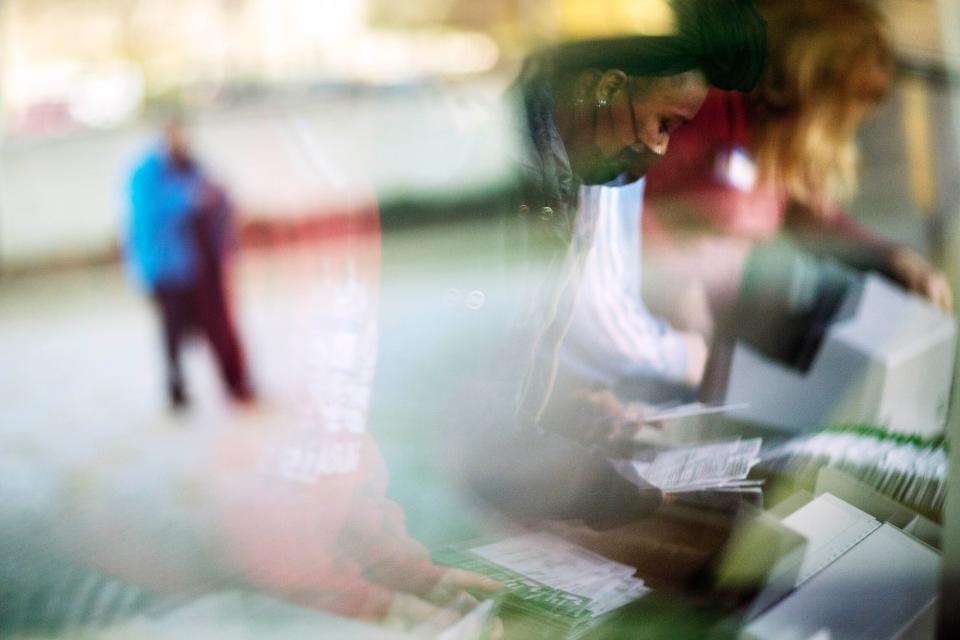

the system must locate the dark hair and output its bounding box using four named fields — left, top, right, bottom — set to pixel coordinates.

left=548, top=0, right=767, bottom=92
